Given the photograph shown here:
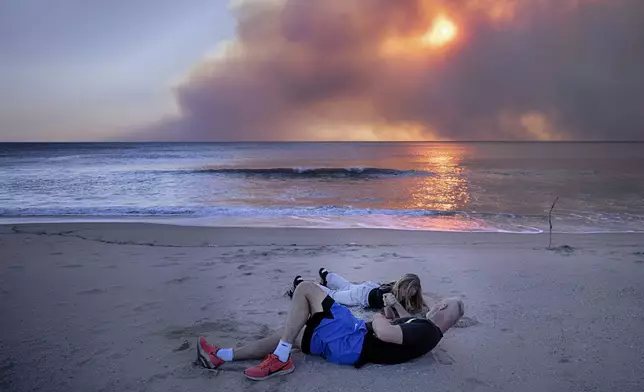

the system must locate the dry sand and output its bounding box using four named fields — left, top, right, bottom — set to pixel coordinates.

left=1, top=223, right=643, bottom=392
